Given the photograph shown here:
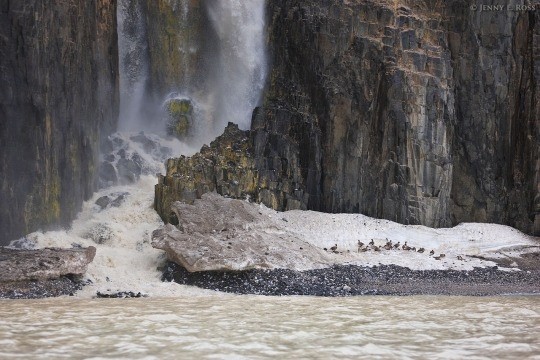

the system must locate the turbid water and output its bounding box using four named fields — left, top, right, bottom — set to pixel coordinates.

left=1, top=296, right=538, bottom=359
